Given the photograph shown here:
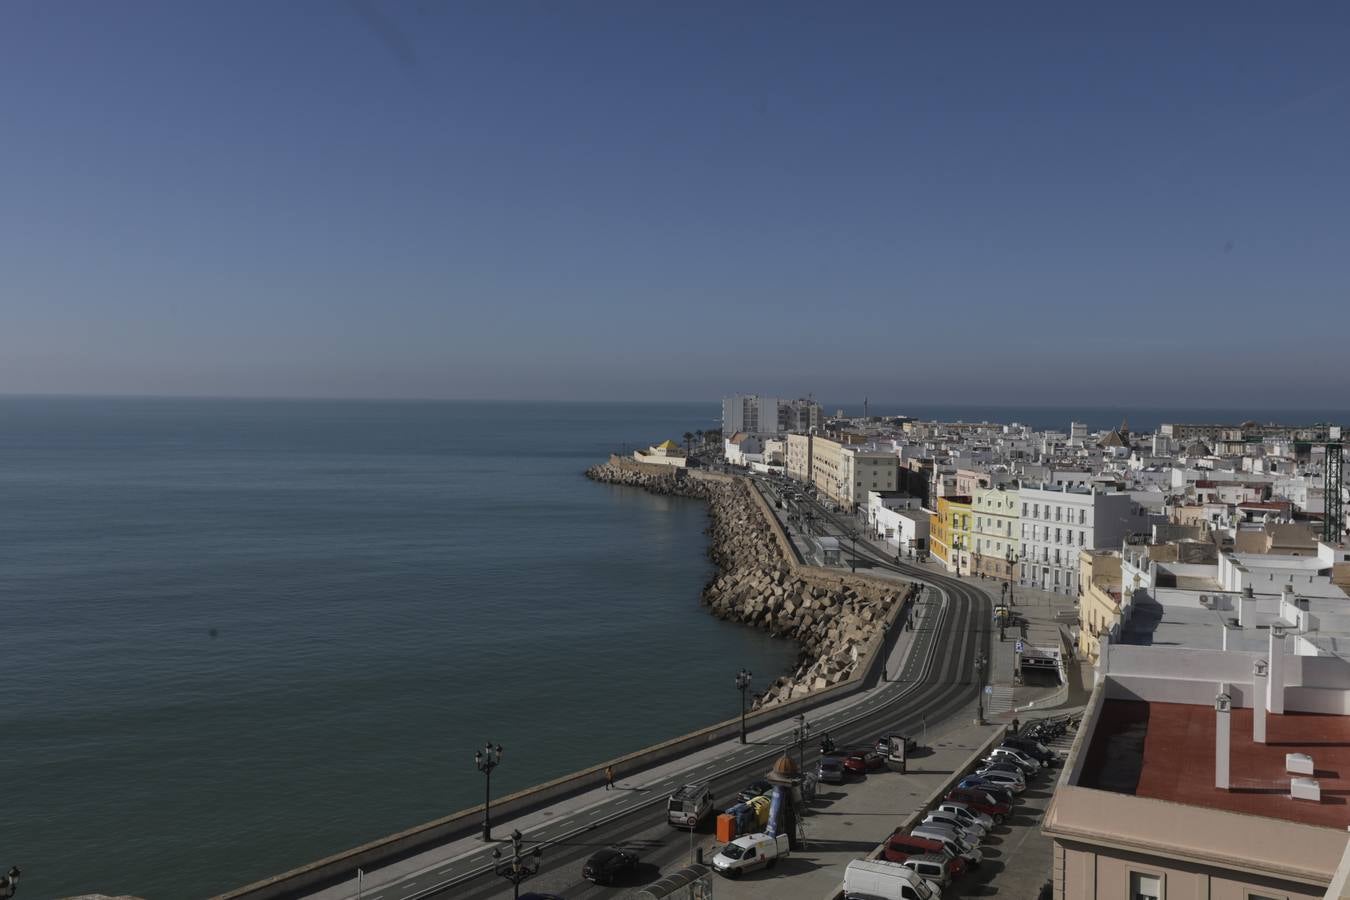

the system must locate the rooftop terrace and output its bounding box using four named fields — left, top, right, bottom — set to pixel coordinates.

left=1080, top=699, right=1350, bottom=830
